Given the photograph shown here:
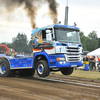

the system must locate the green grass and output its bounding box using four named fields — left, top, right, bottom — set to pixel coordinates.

left=55, top=70, right=100, bottom=80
